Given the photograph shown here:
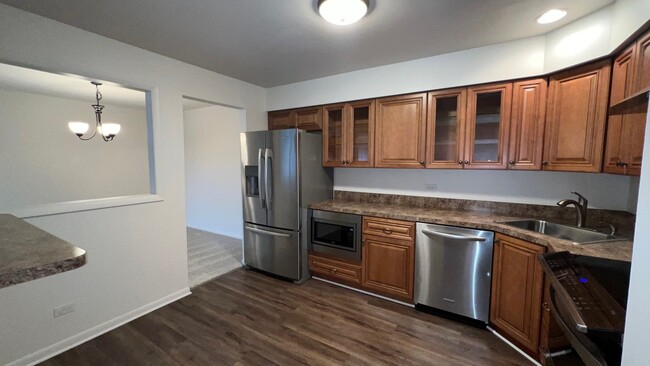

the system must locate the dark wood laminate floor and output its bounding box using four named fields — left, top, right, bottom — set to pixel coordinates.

left=41, top=269, right=529, bottom=366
